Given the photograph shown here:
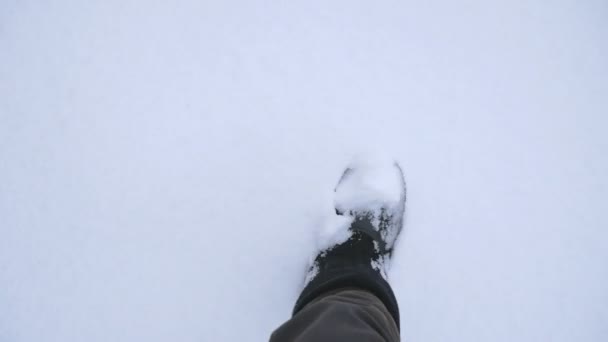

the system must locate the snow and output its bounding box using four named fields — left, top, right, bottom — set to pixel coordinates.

left=371, top=258, right=389, bottom=280
left=1, top=1, right=607, bottom=341
left=334, top=155, right=404, bottom=217
left=314, top=211, right=354, bottom=254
